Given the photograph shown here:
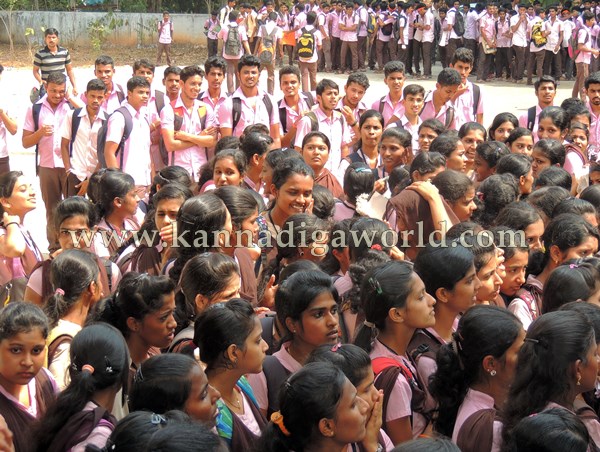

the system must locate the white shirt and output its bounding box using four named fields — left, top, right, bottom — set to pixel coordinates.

left=510, top=13, right=528, bottom=47
left=544, top=17, right=563, bottom=51
left=158, top=20, right=173, bottom=44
